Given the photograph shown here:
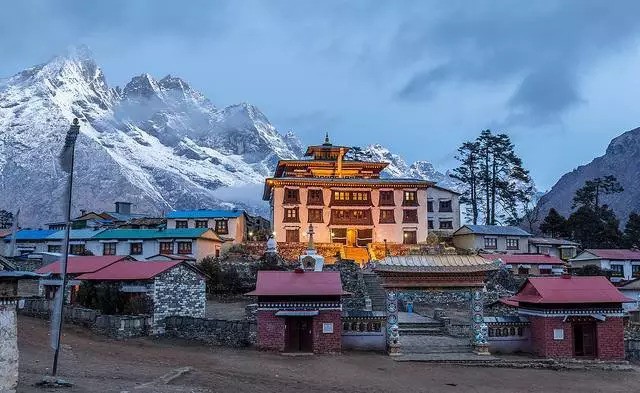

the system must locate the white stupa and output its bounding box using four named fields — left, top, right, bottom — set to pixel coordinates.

left=299, top=224, right=324, bottom=271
